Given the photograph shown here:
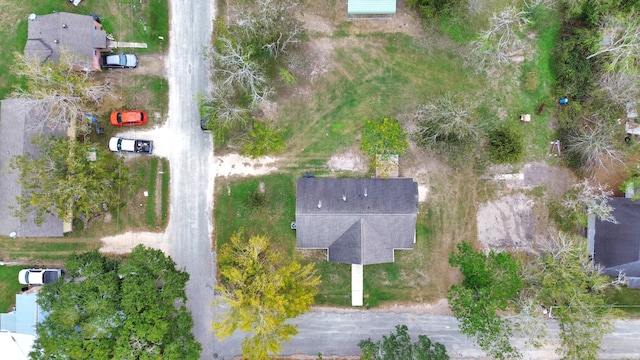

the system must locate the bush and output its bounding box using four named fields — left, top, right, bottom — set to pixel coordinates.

left=487, top=124, right=524, bottom=164
left=241, top=121, right=286, bottom=158
left=360, top=117, right=408, bottom=160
